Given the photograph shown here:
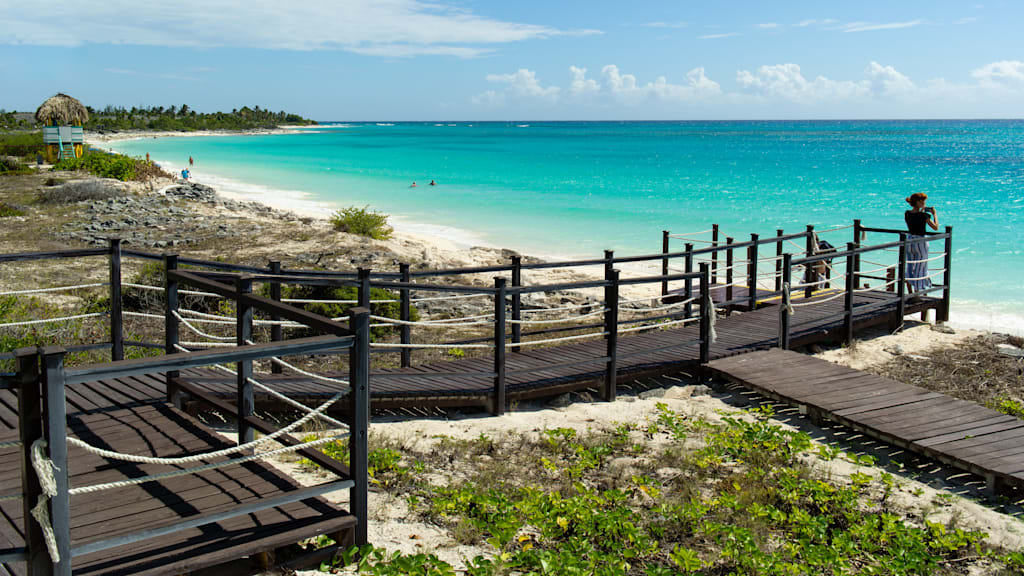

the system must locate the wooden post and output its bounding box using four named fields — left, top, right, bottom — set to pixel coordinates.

left=40, top=348, right=72, bottom=576
left=804, top=225, right=816, bottom=299
left=775, top=229, right=784, bottom=292
left=108, top=238, right=124, bottom=361
left=603, top=266, right=619, bottom=402
left=886, top=267, right=895, bottom=293
left=725, top=237, right=734, bottom=306
left=492, top=278, right=507, bottom=416
left=779, top=254, right=792, bottom=350
left=269, top=261, right=283, bottom=374
left=399, top=263, right=412, bottom=367
left=747, top=233, right=759, bottom=311
left=348, top=308, right=370, bottom=547
left=699, top=264, right=710, bottom=365
left=661, top=230, right=670, bottom=296
left=15, top=348, right=47, bottom=575
left=357, top=268, right=371, bottom=309
left=711, top=224, right=720, bottom=285
left=236, top=276, right=254, bottom=447
left=164, top=254, right=182, bottom=408
left=511, top=256, right=522, bottom=353
left=853, top=219, right=862, bottom=246
left=939, top=226, right=953, bottom=323
left=843, top=243, right=856, bottom=344
left=894, top=233, right=907, bottom=333
left=684, top=243, right=694, bottom=318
